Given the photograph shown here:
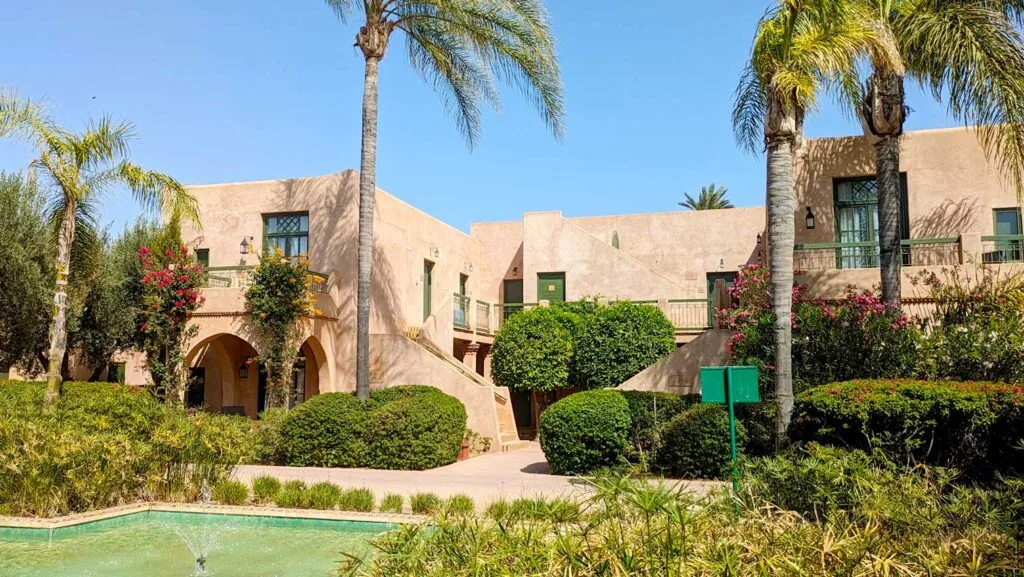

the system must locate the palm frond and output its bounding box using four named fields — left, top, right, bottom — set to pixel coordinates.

left=733, top=62, right=768, bottom=154
left=118, top=162, right=201, bottom=227
left=77, top=116, right=135, bottom=171
left=323, top=0, right=357, bottom=21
